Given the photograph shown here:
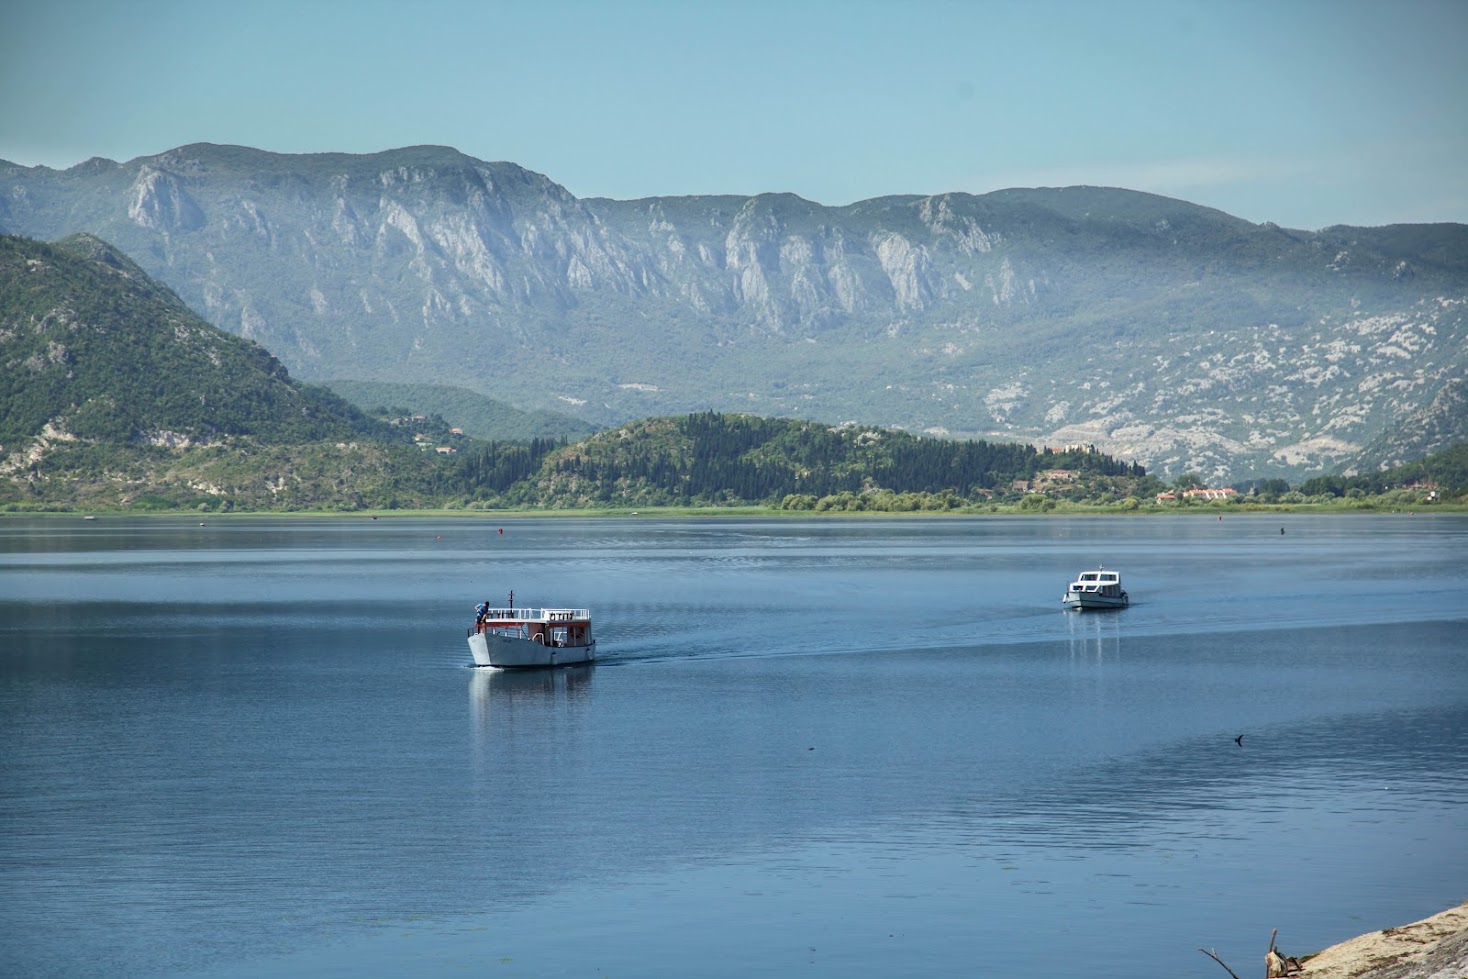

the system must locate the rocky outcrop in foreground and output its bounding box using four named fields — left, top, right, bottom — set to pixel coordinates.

left=1291, top=903, right=1467, bottom=979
